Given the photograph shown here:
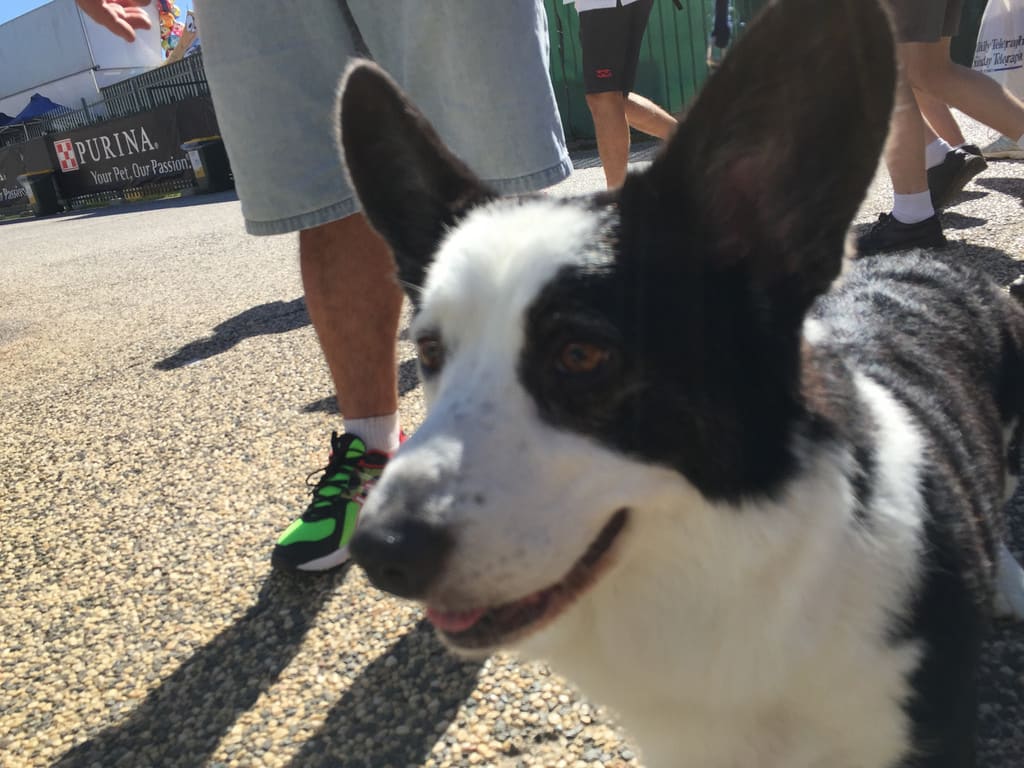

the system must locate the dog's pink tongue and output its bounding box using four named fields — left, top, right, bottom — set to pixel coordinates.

left=426, top=606, right=485, bottom=633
